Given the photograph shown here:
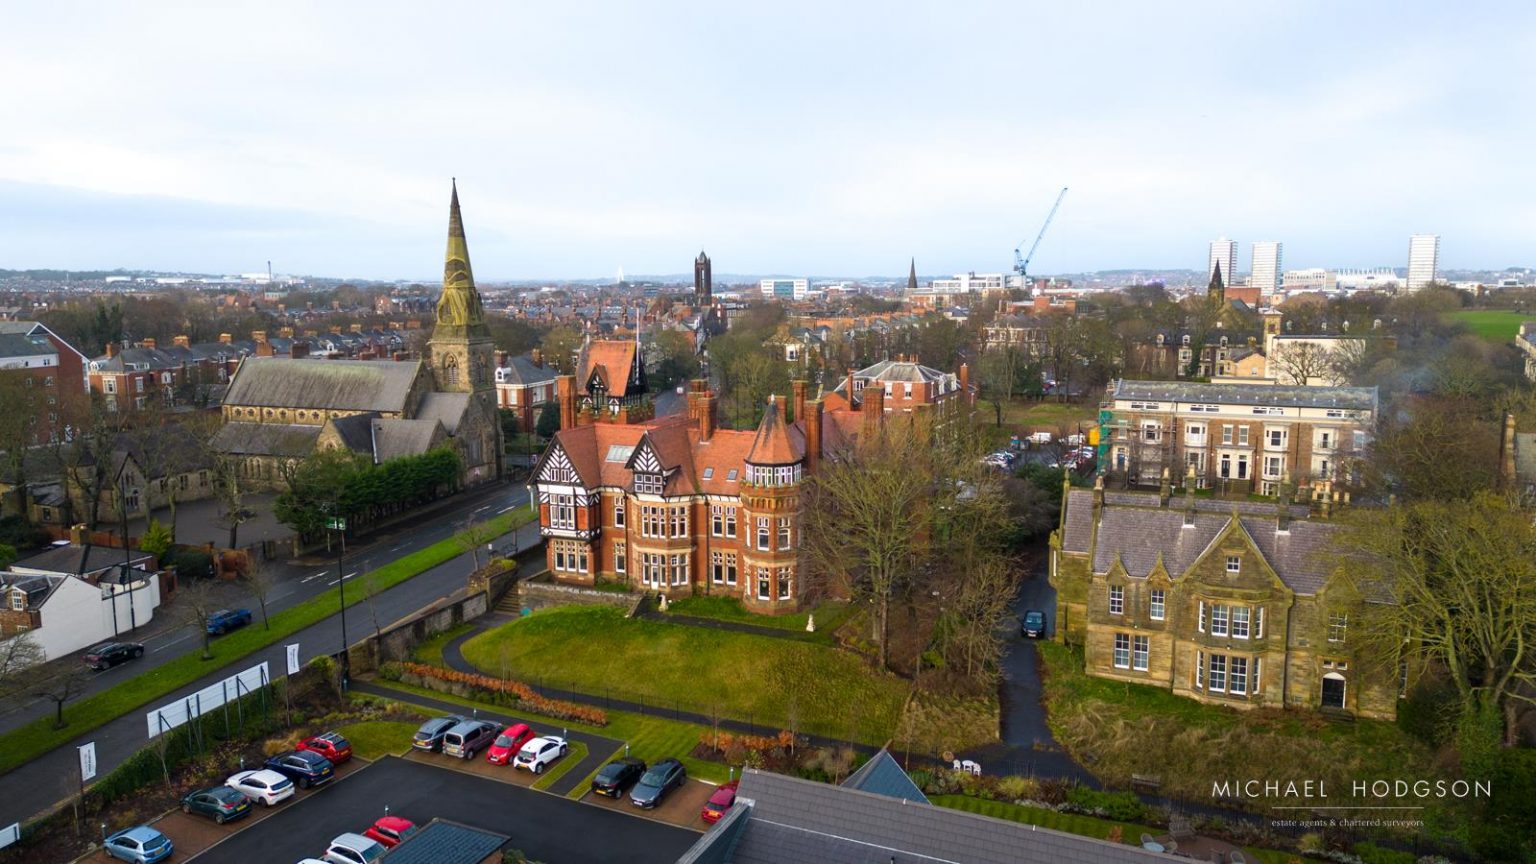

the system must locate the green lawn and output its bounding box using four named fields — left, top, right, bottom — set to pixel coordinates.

left=664, top=596, right=855, bottom=643
left=931, top=796, right=1293, bottom=864
left=411, top=622, right=476, bottom=666
left=0, top=505, right=536, bottom=778
left=531, top=740, right=588, bottom=791
left=332, top=720, right=419, bottom=760
left=458, top=606, right=907, bottom=745
left=1450, top=309, right=1528, bottom=342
